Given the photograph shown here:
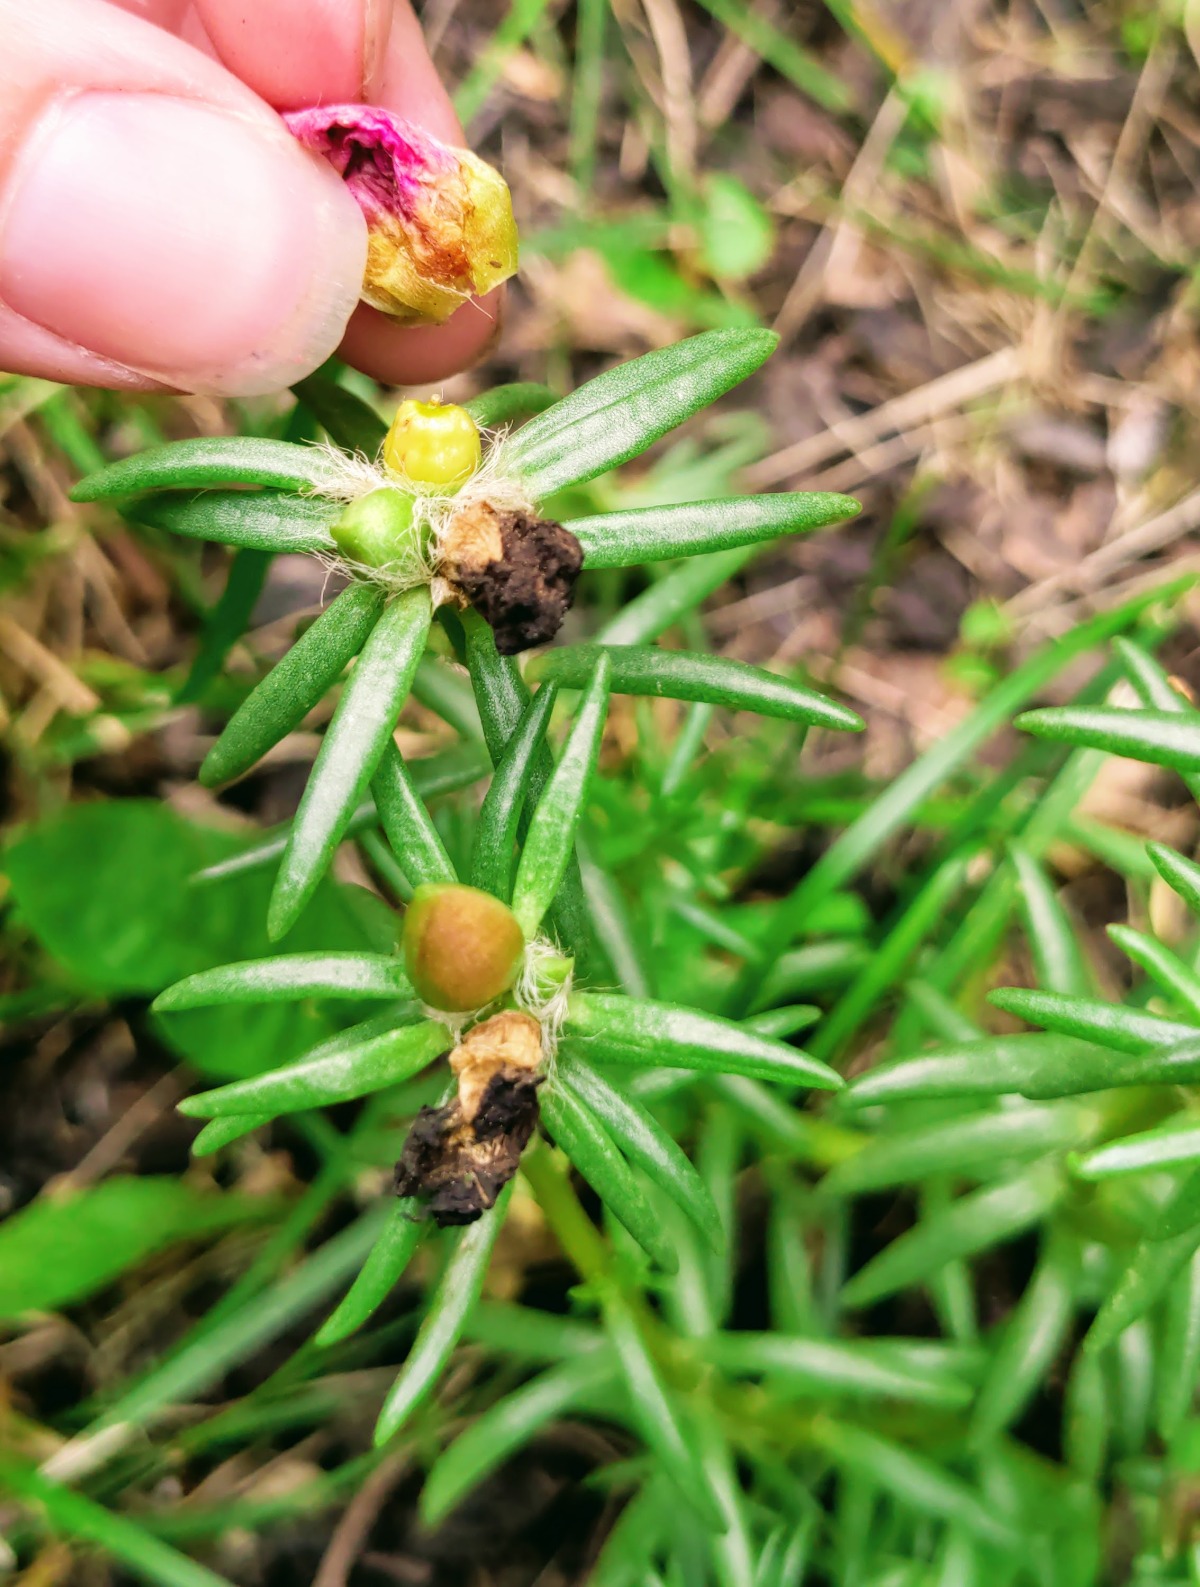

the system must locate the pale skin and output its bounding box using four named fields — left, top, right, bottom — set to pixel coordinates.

left=0, top=0, right=504, bottom=397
